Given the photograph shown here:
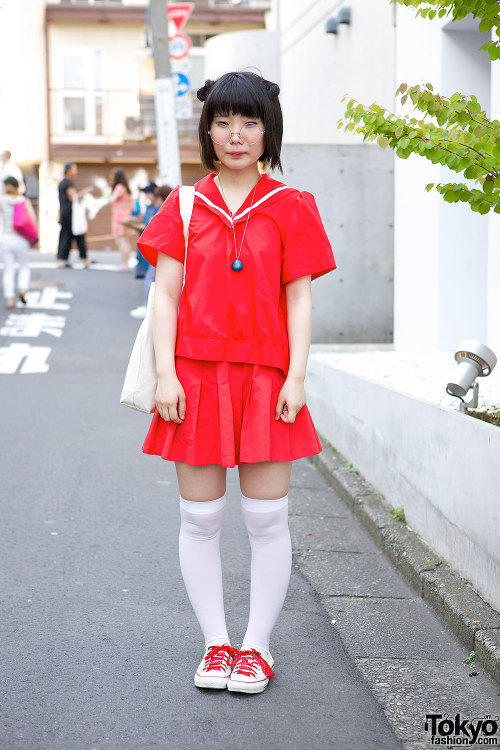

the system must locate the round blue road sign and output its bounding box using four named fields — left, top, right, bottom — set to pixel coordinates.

left=173, top=72, right=190, bottom=97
